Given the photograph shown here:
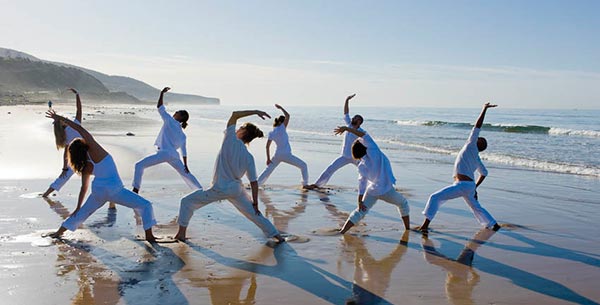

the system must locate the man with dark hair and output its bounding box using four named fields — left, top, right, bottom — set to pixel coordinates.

left=417, top=103, right=500, bottom=235
left=334, top=126, right=410, bottom=234
left=309, top=94, right=364, bottom=188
